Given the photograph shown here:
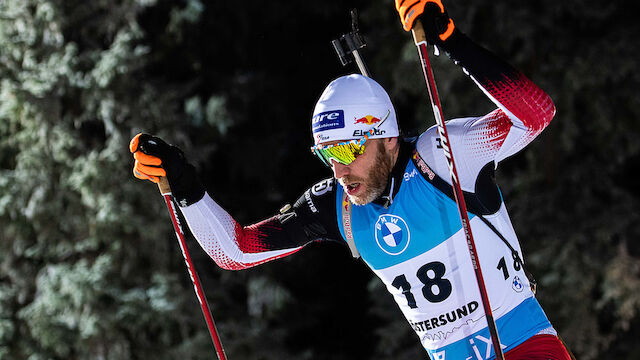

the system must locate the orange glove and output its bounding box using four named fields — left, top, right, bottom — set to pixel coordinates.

left=129, top=133, right=205, bottom=206
left=395, top=0, right=456, bottom=43
left=130, top=133, right=168, bottom=183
